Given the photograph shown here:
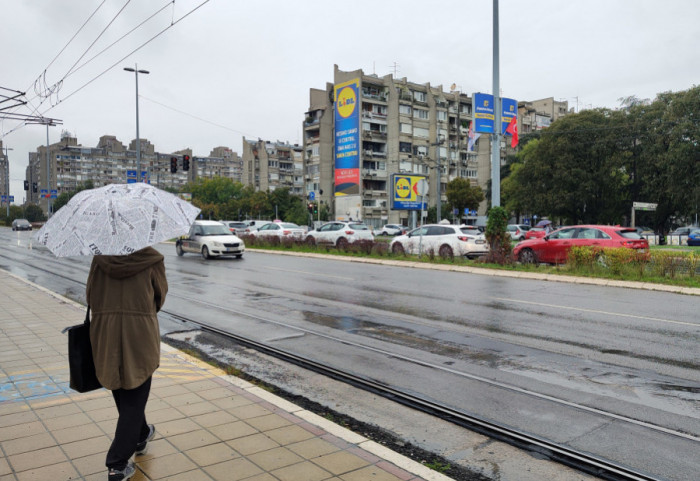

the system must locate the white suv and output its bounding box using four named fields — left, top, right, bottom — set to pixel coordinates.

left=390, top=224, right=488, bottom=258
left=378, top=224, right=405, bottom=236
left=304, top=221, right=374, bottom=247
